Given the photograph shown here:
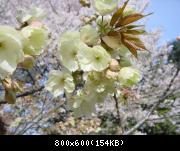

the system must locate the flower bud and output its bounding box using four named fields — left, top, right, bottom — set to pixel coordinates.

left=106, top=69, right=118, bottom=79
left=19, top=55, right=35, bottom=69
left=109, top=59, right=119, bottom=71
left=30, top=21, right=43, bottom=28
